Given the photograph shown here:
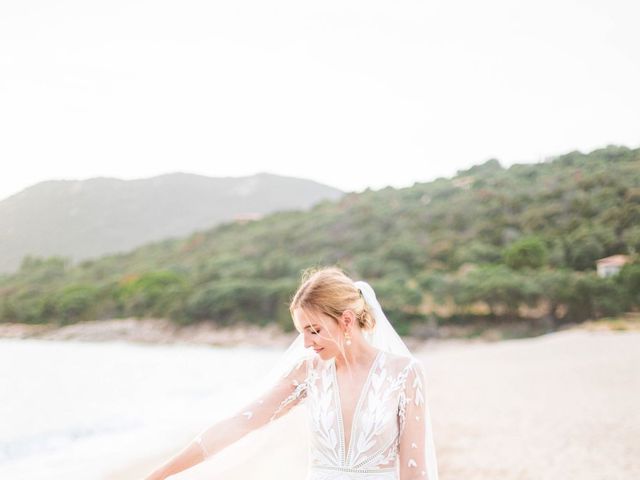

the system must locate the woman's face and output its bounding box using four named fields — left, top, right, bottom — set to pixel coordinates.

left=293, top=307, right=345, bottom=360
